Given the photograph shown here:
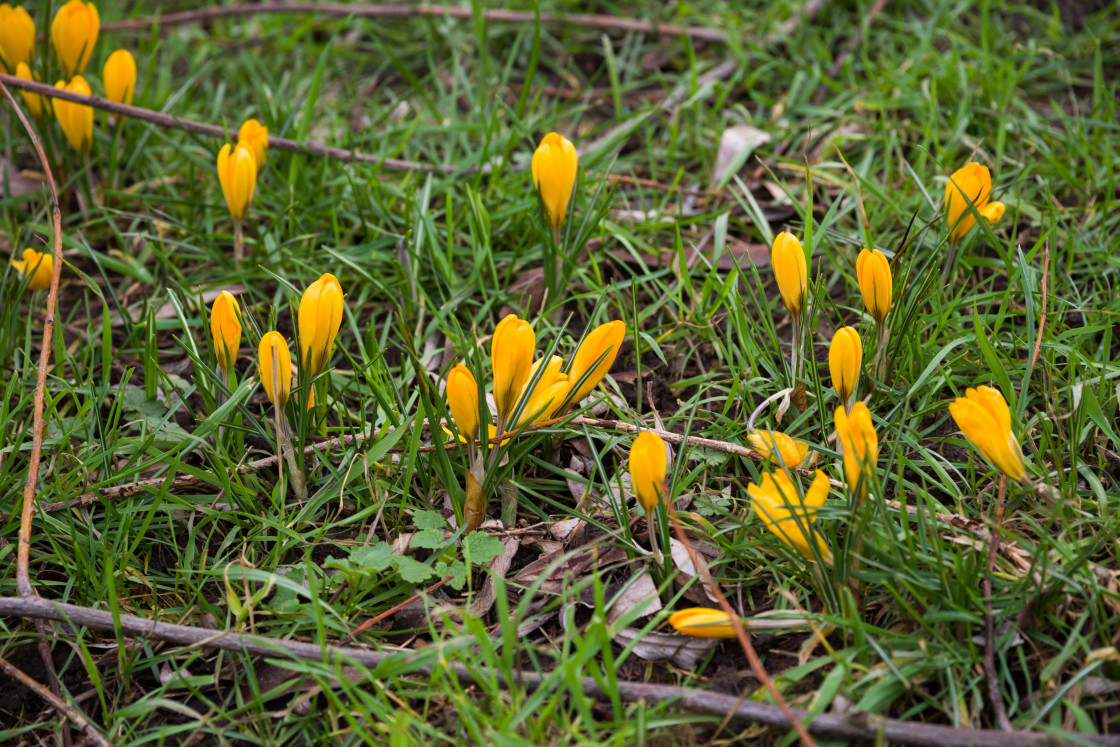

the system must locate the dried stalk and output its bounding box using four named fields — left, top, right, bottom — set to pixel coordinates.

left=0, top=653, right=109, bottom=747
